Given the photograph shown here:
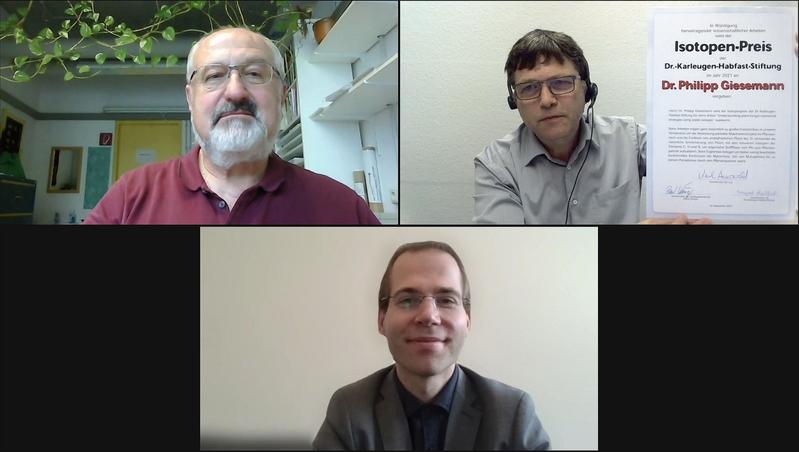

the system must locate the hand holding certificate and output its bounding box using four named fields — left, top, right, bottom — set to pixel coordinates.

left=646, top=7, right=797, bottom=222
